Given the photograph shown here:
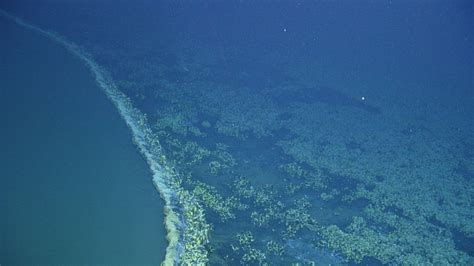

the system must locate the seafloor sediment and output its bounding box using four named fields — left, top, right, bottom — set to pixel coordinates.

left=93, top=36, right=473, bottom=264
